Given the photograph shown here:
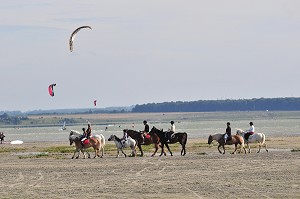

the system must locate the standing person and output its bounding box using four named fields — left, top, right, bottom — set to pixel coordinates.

left=166, top=121, right=176, bottom=142
left=141, top=120, right=149, bottom=144
left=245, top=122, right=255, bottom=141
left=223, top=122, right=231, bottom=144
